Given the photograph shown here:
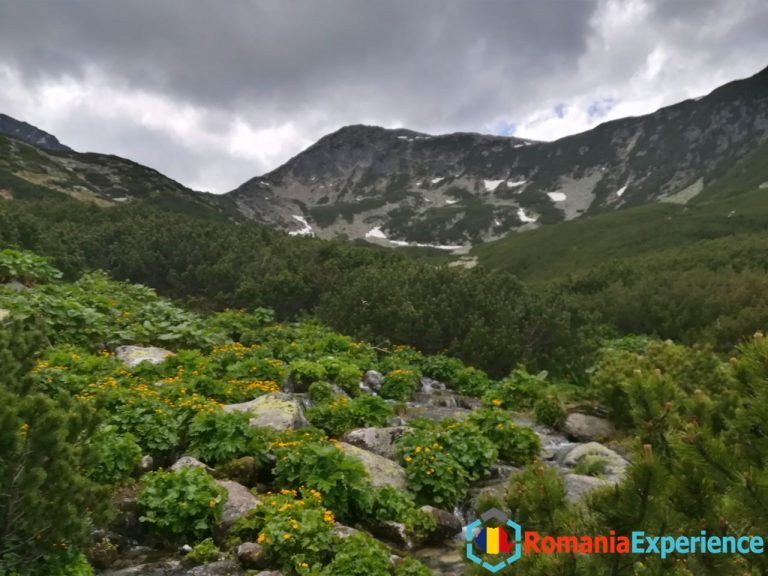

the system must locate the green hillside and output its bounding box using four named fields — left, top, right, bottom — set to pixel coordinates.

left=472, top=139, right=768, bottom=280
